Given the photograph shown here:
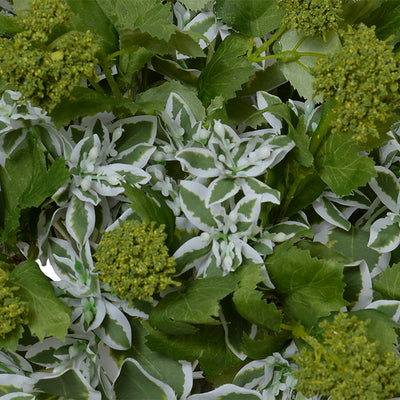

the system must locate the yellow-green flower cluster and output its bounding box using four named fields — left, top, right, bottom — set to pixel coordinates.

left=0, top=0, right=98, bottom=111
left=276, top=0, right=342, bottom=40
left=294, top=312, right=400, bottom=400
left=0, top=267, right=28, bottom=339
left=313, top=23, right=400, bottom=143
left=95, top=220, right=180, bottom=303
